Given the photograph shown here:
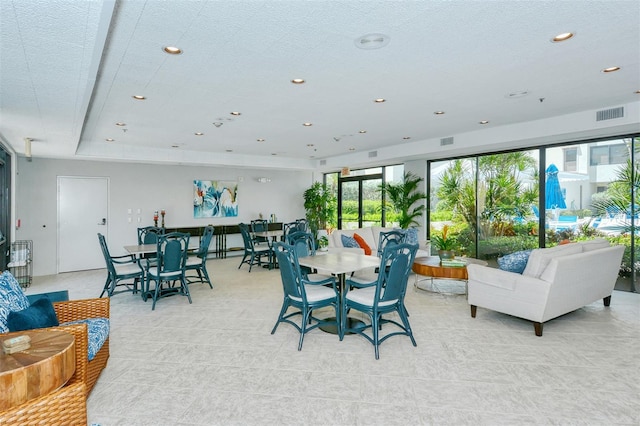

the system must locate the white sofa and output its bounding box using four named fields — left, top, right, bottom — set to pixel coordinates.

left=327, top=226, right=430, bottom=258
left=467, top=239, right=625, bottom=336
